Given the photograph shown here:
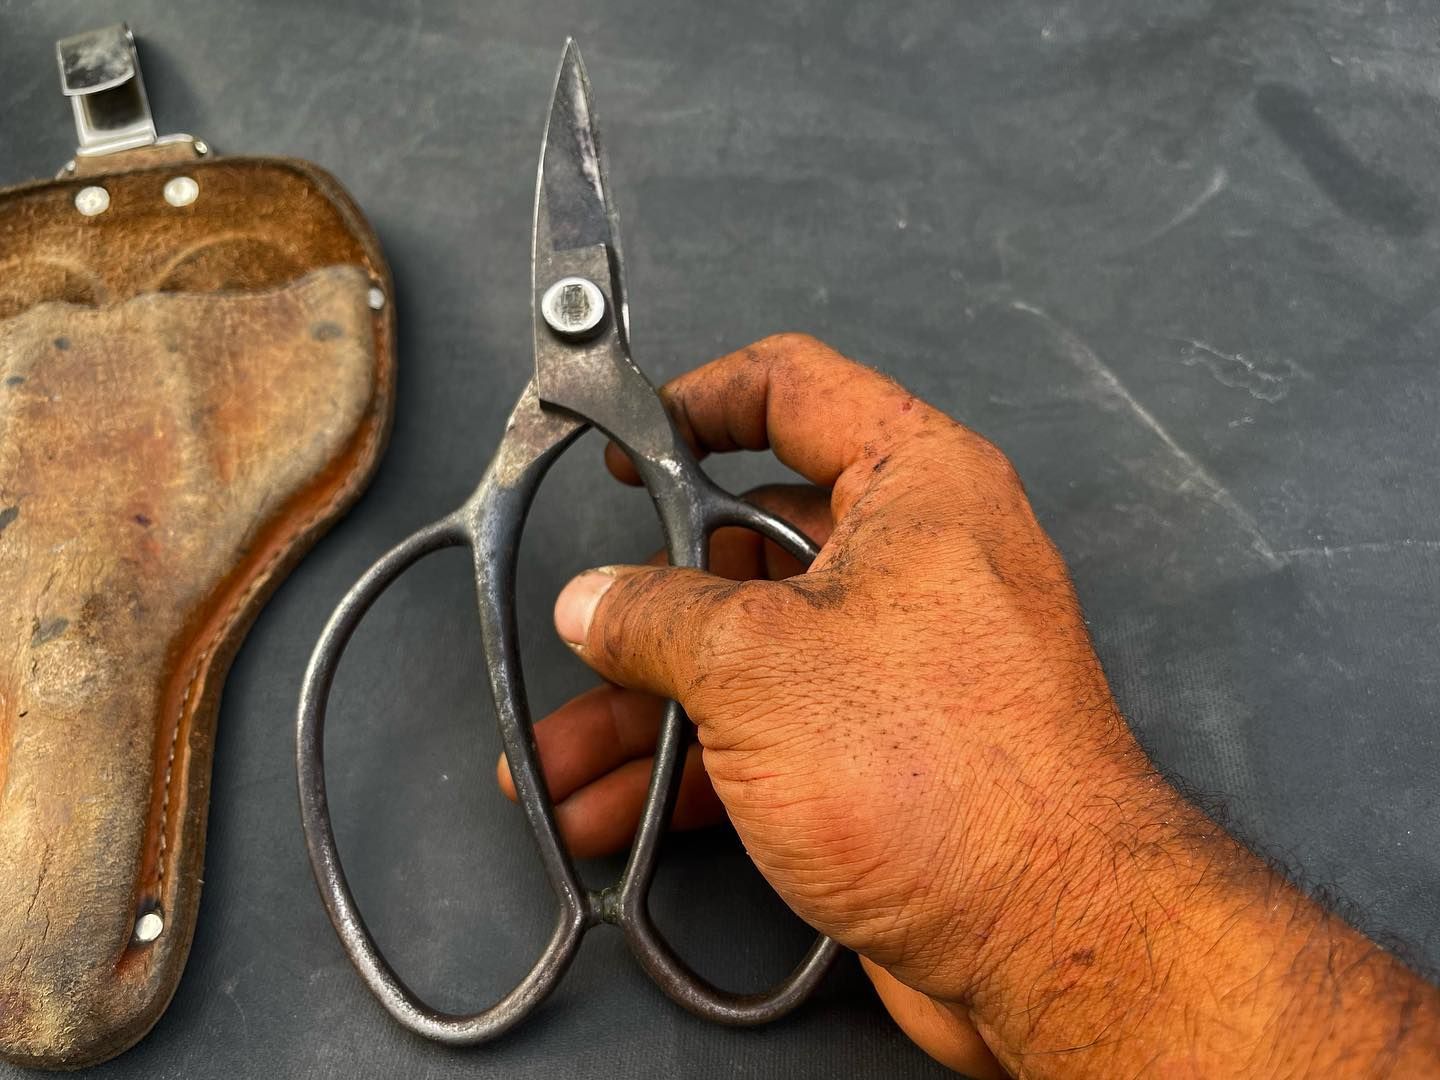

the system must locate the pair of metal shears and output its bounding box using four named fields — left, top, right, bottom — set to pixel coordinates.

left=296, top=41, right=838, bottom=1043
